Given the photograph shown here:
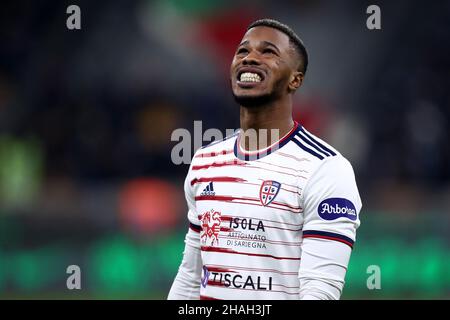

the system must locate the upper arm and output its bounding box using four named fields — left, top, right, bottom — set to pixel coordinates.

left=185, top=159, right=201, bottom=228
left=297, top=156, right=362, bottom=299
left=301, top=156, right=362, bottom=248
